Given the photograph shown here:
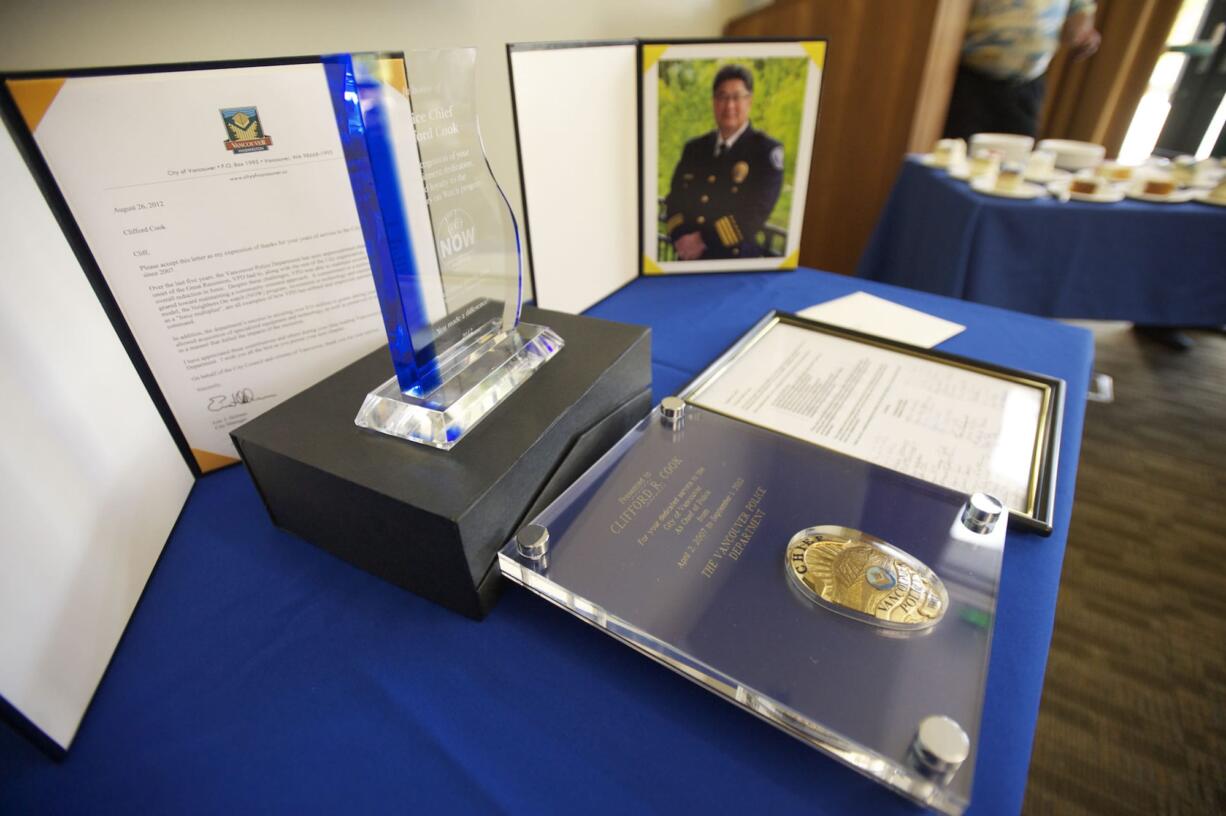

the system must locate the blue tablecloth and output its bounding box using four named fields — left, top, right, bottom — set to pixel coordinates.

left=858, top=159, right=1226, bottom=324
left=0, top=269, right=1092, bottom=815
